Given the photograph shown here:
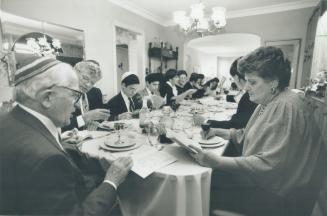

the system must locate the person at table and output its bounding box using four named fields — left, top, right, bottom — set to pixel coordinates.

left=106, top=71, right=141, bottom=120
left=0, top=56, right=133, bottom=215
left=189, top=46, right=324, bottom=216
left=133, top=72, right=164, bottom=110
left=175, top=70, right=188, bottom=94
left=182, top=73, right=205, bottom=99
left=160, top=69, right=196, bottom=105
left=202, top=77, right=220, bottom=96
left=196, top=58, right=257, bottom=130
left=62, top=60, right=110, bottom=132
